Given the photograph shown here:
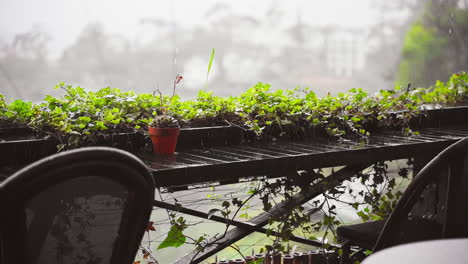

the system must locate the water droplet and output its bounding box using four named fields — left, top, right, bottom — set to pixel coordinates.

left=449, top=28, right=452, bottom=35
